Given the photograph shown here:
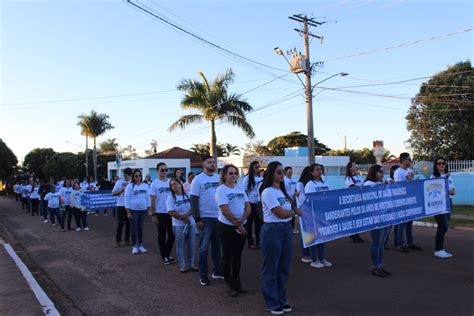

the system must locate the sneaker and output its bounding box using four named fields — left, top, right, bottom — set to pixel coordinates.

left=138, top=245, right=148, bottom=254
left=408, top=244, right=423, bottom=251
left=396, top=246, right=410, bottom=253
left=43, top=219, right=48, bottom=224
left=61, top=229, right=66, bottom=232
left=301, top=256, right=312, bottom=263
left=226, top=285, right=238, bottom=297
left=103, top=213, right=108, bottom=216
left=281, top=304, right=292, bottom=312
left=441, top=249, right=453, bottom=258
left=380, top=267, right=391, bottom=275
left=434, top=250, right=450, bottom=259
left=83, top=227, right=90, bottom=231
left=322, top=259, right=333, bottom=267
left=211, top=272, right=224, bottom=279
left=132, top=247, right=139, bottom=255
left=180, top=268, right=189, bottom=273
left=168, top=256, right=176, bottom=263
left=269, top=307, right=284, bottom=315
left=310, top=260, right=324, bottom=268
left=163, top=257, right=172, bottom=265
left=200, top=275, right=210, bottom=286
left=52, top=223, right=56, bottom=226
left=292, top=229, right=300, bottom=234
left=76, top=228, right=82, bottom=232
left=371, top=267, right=387, bottom=277
left=189, top=266, right=199, bottom=272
